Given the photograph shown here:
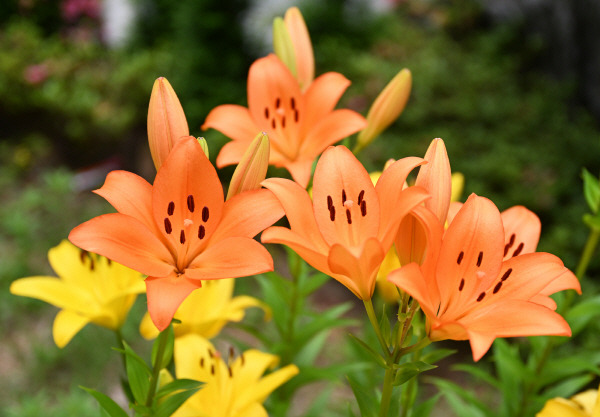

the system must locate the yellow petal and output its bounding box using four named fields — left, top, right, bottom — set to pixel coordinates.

left=536, top=398, right=589, bottom=417
left=53, top=310, right=90, bottom=348
left=10, top=277, right=97, bottom=313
